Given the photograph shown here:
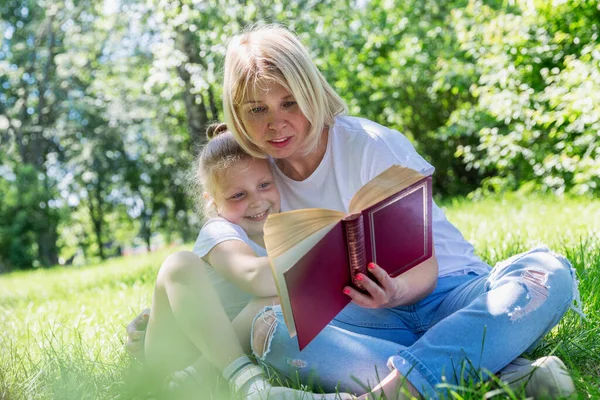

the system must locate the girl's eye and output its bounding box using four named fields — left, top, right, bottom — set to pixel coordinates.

left=282, top=101, right=297, bottom=108
left=228, top=192, right=245, bottom=200
left=259, top=182, right=271, bottom=189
